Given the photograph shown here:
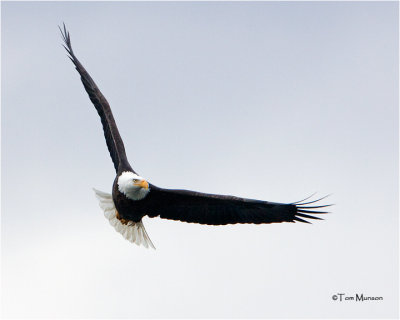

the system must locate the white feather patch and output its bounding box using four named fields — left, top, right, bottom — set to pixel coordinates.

left=93, top=188, right=156, bottom=249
